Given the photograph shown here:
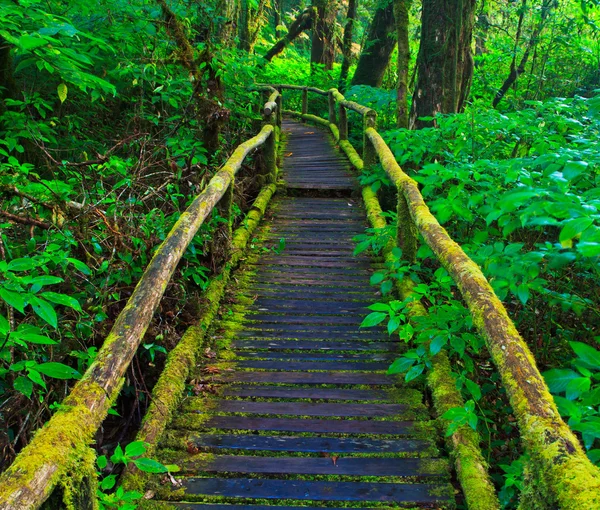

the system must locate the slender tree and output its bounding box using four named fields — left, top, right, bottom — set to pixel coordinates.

left=351, top=0, right=396, bottom=87
left=338, top=0, right=358, bottom=92
left=311, top=0, right=336, bottom=70
left=410, top=0, right=476, bottom=128
left=394, top=0, right=412, bottom=128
